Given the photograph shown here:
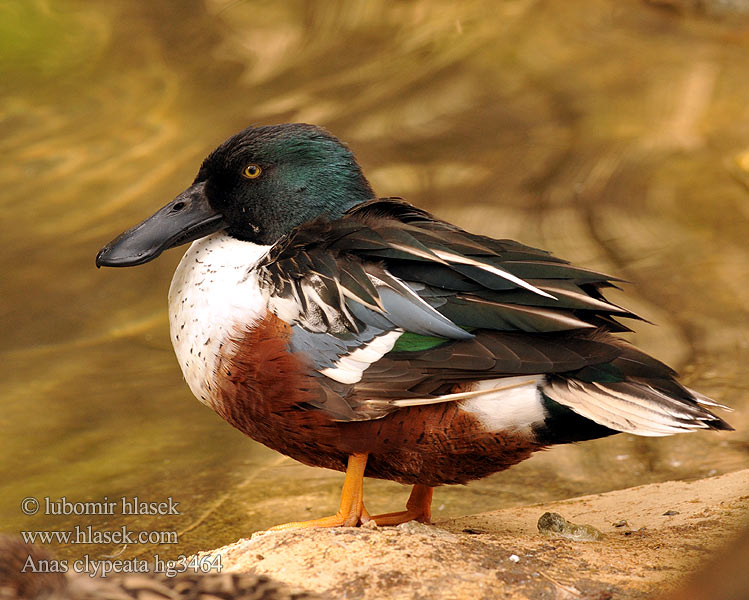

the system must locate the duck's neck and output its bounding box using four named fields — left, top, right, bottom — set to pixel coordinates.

left=168, top=233, right=272, bottom=406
